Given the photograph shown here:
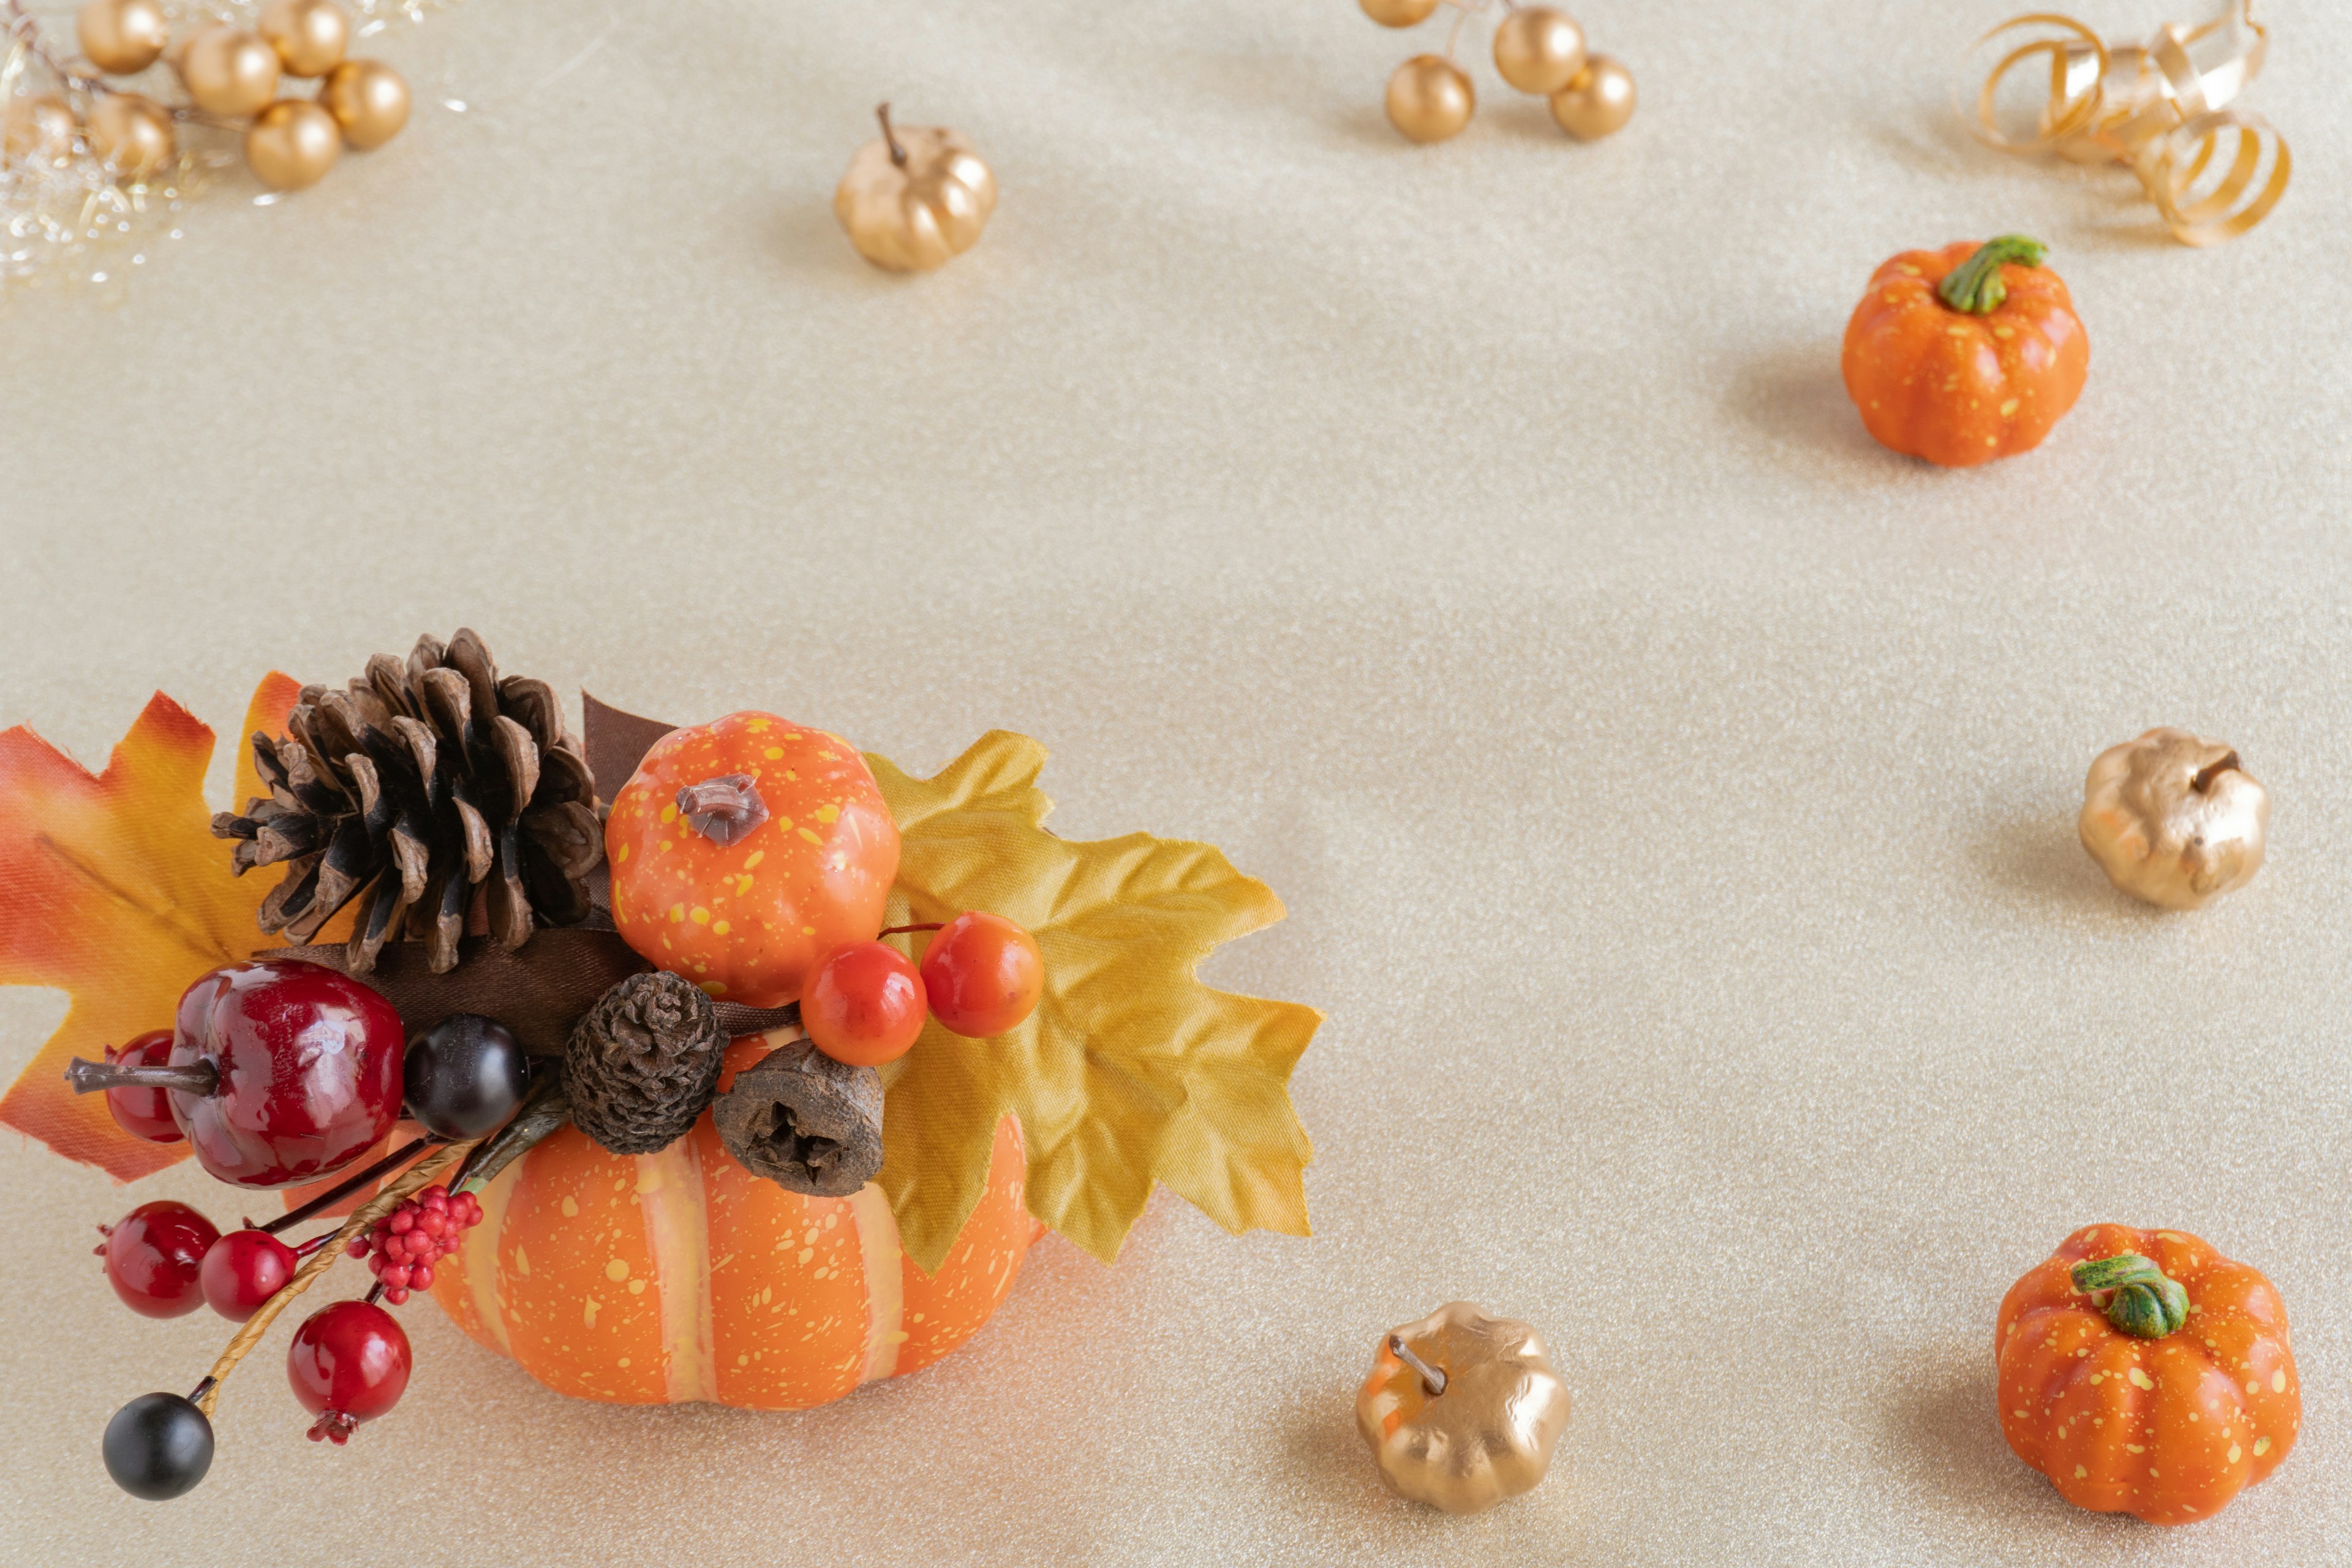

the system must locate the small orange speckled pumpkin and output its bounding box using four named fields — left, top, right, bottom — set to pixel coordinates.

left=430, top=1033, right=1031, bottom=1408
left=606, top=712, right=900, bottom=1008
left=1842, top=235, right=2088, bottom=468
left=1997, top=1225, right=2299, bottom=1525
